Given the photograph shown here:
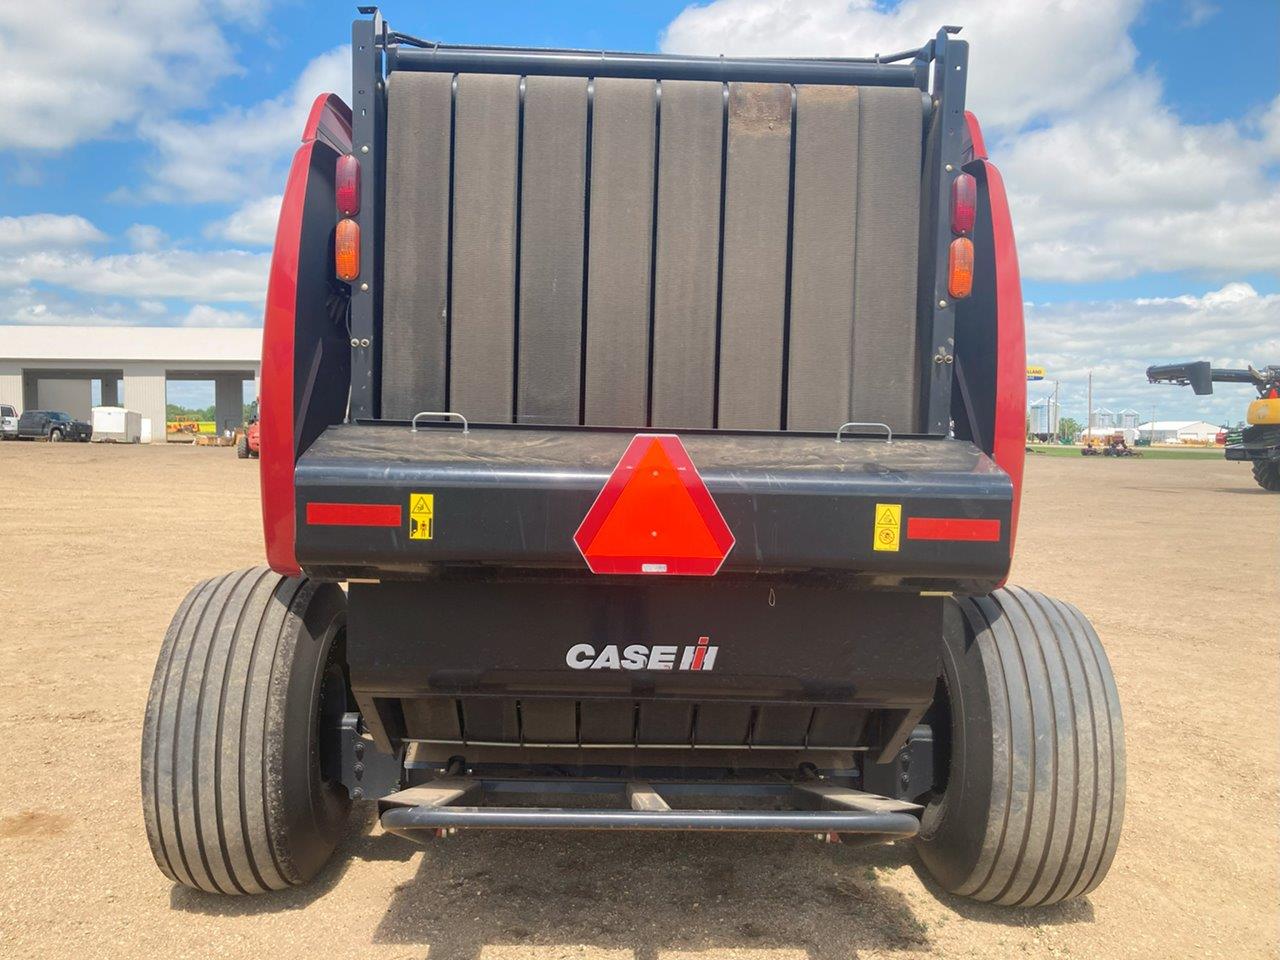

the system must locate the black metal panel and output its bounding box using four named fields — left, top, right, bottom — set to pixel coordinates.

left=345, top=577, right=941, bottom=709
left=919, top=30, right=968, bottom=433
left=350, top=15, right=386, bottom=418
left=294, top=423, right=1012, bottom=588
left=952, top=164, right=997, bottom=453
left=388, top=46, right=919, bottom=88
left=293, top=141, right=352, bottom=457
